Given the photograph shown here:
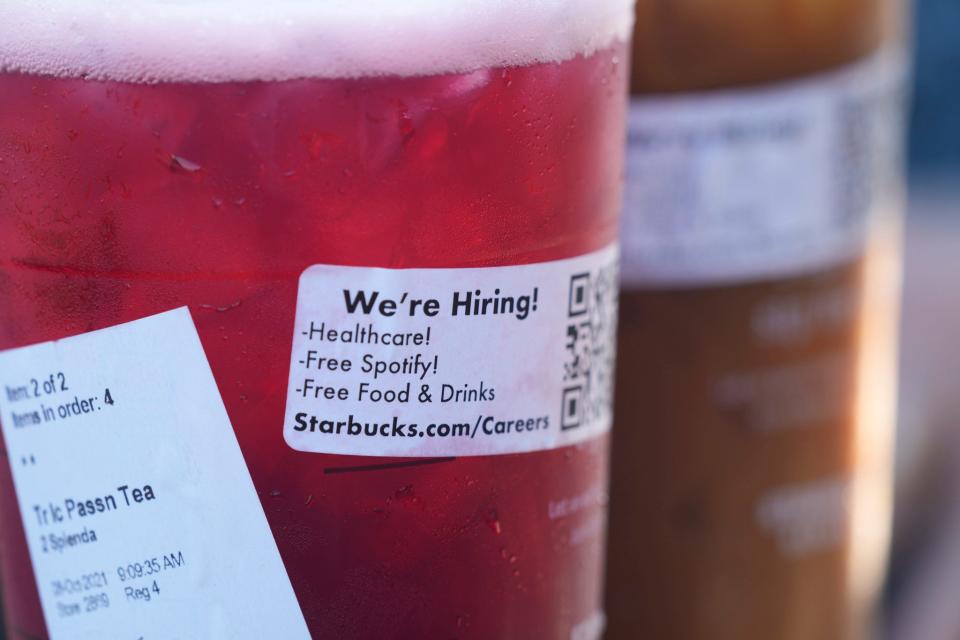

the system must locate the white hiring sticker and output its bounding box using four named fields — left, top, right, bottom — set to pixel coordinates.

left=621, top=49, right=908, bottom=287
left=0, top=309, right=309, bottom=639
left=283, top=245, right=618, bottom=457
